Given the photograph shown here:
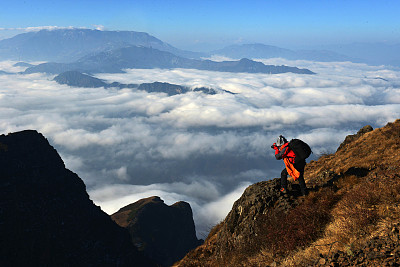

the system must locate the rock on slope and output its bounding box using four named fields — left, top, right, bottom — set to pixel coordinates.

left=175, top=119, right=400, bottom=266
left=0, top=130, right=155, bottom=266
left=112, top=196, right=203, bottom=267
